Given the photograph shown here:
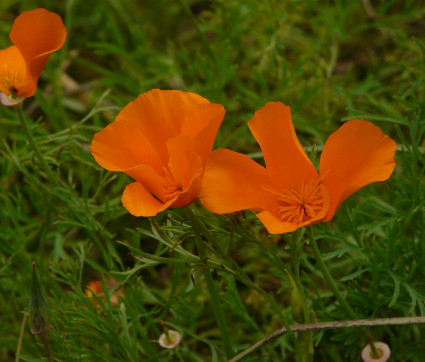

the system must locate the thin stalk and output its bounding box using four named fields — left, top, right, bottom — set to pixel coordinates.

left=308, top=228, right=357, bottom=320
left=196, top=219, right=295, bottom=340
left=15, top=104, right=58, bottom=186
left=15, top=314, right=27, bottom=362
left=186, top=206, right=233, bottom=359
left=288, top=233, right=314, bottom=361
left=38, top=331, right=53, bottom=362
left=228, top=316, right=425, bottom=362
